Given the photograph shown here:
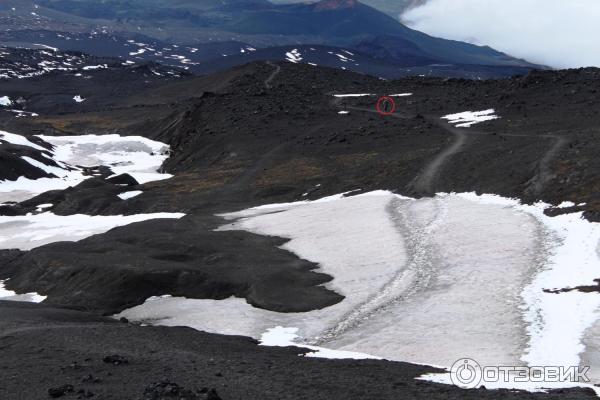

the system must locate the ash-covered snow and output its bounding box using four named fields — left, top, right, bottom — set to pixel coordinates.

left=442, top=109, right=500, bottom=128
left=117, top=191, right=600, bottom=392
left=38, top=134, right=173, bottom=185
left=0, top=130, right=183, bottom=302
left=0, top=132, right=172, bottom=203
